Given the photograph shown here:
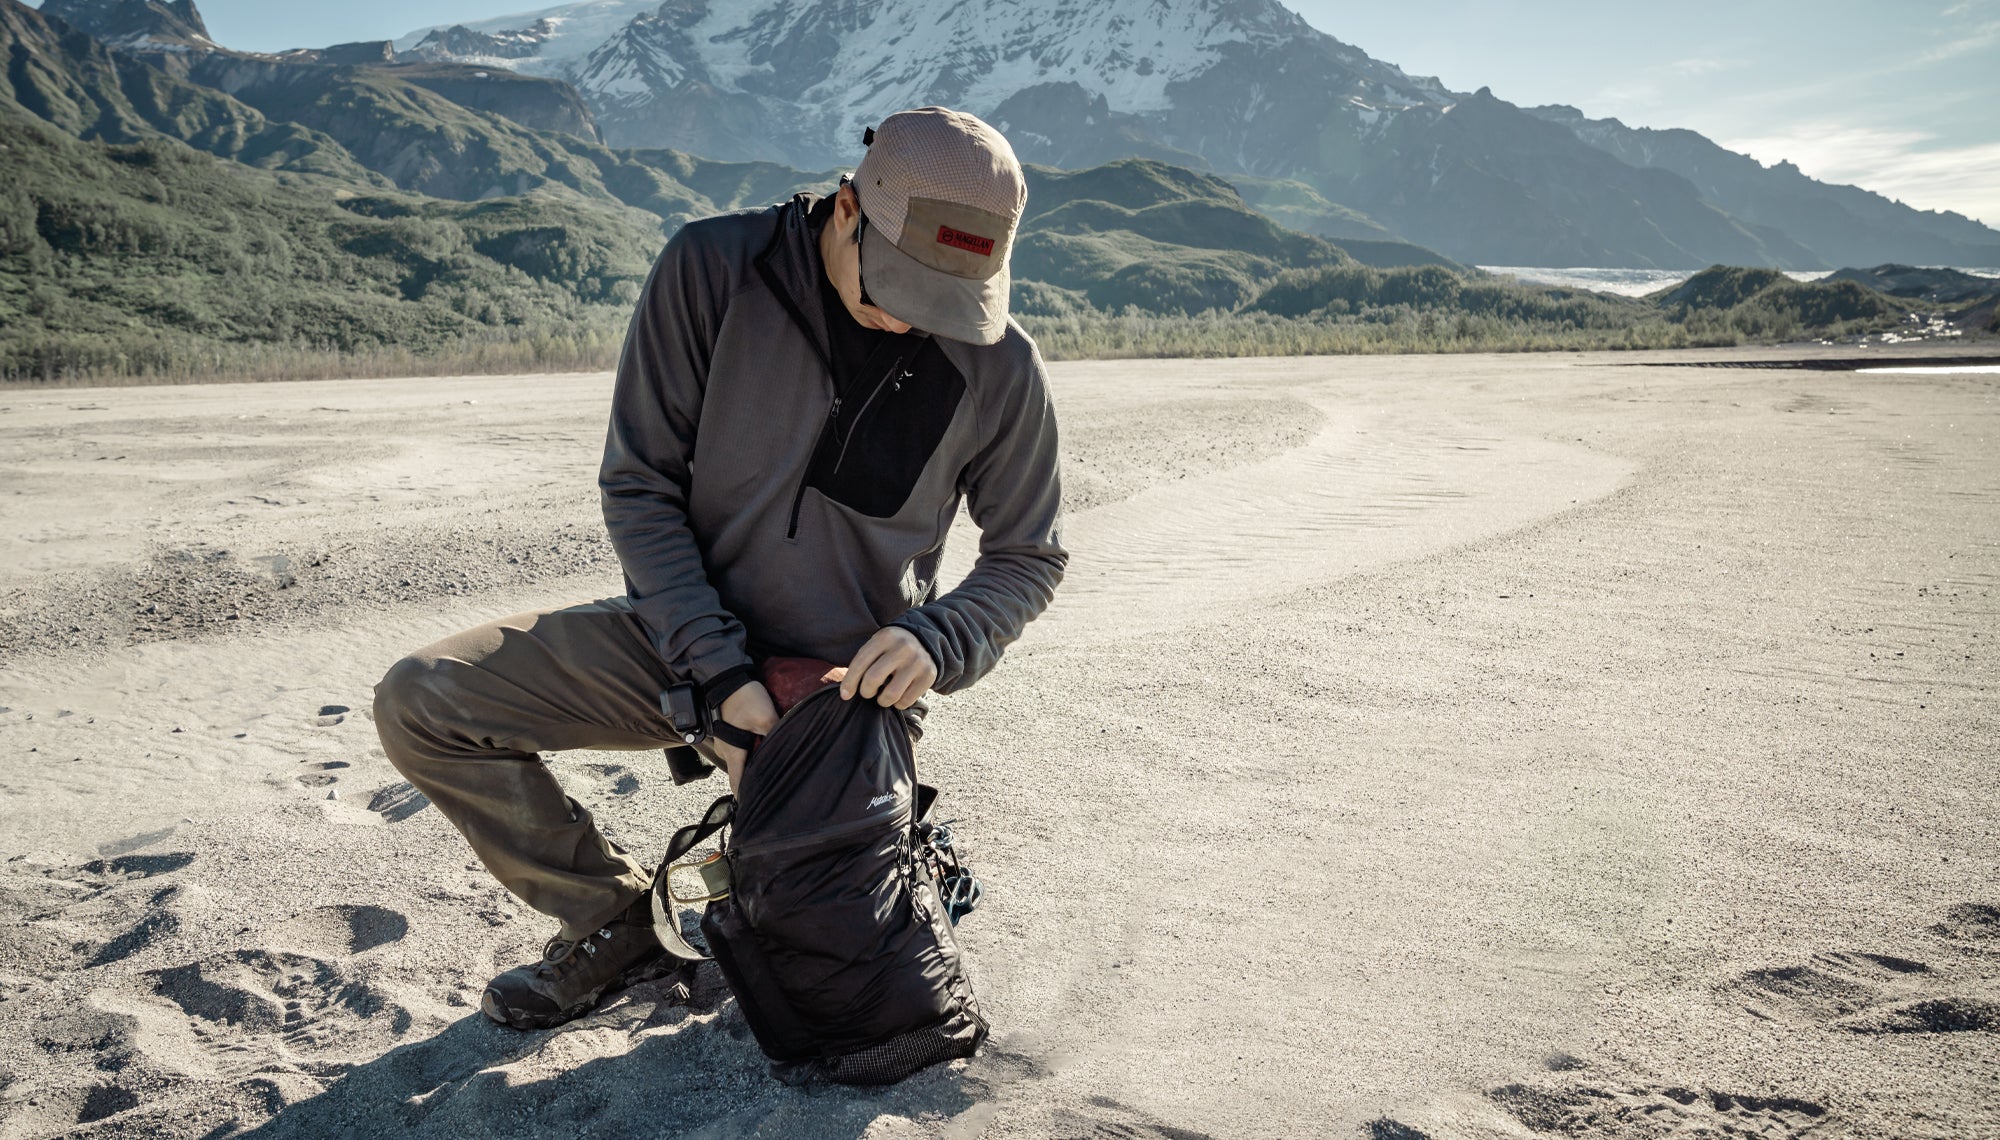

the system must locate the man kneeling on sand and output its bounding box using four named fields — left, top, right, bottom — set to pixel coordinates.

left=371, top=108, right=1066, bottom=1029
